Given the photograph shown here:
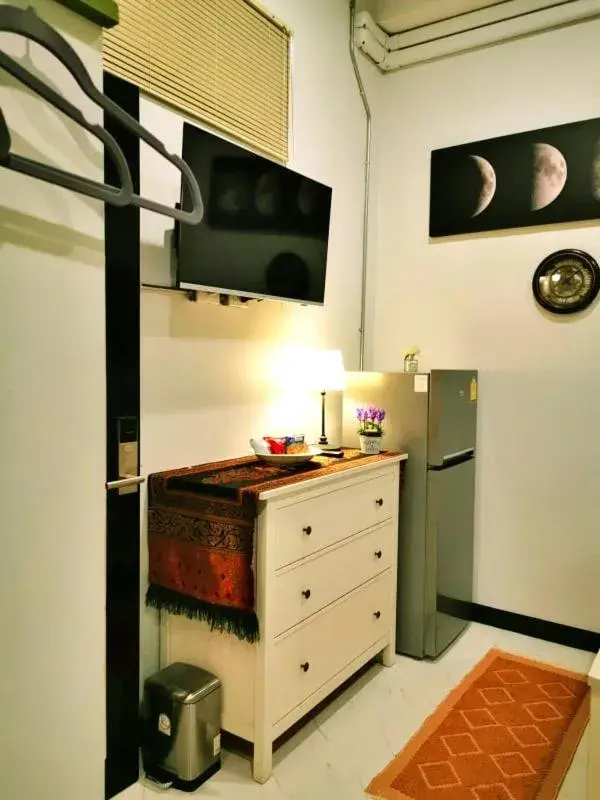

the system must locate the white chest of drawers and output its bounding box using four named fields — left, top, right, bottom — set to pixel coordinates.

left=161, top=454, right=406, bottom=783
